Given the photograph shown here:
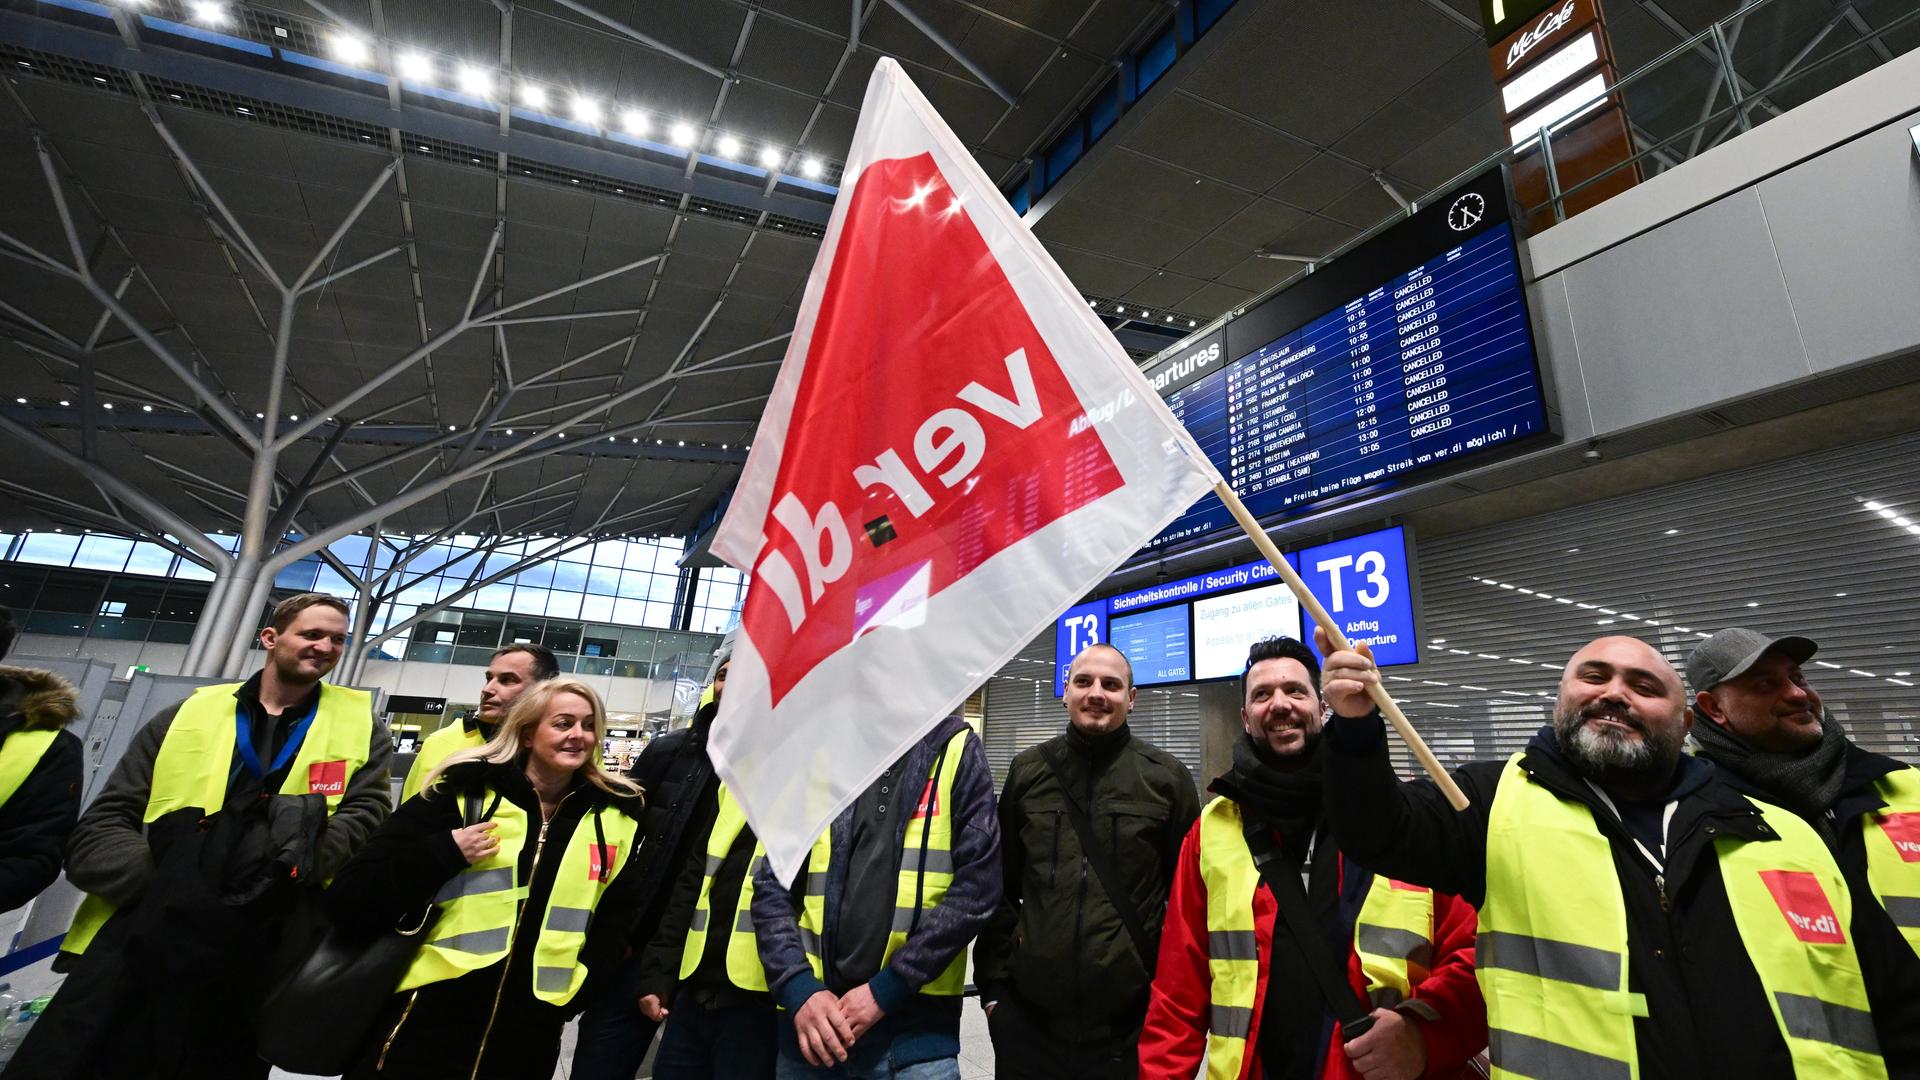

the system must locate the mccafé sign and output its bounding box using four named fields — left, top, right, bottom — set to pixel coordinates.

left=1491, top=0, right=1602, bottom=81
